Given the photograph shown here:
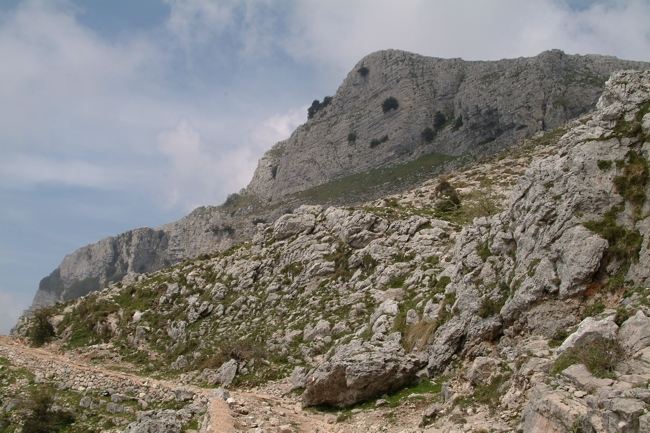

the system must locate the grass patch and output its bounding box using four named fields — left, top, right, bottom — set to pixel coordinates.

left=548, top=328, right=570, bottom=348
left=582, top=299, right=605, bottom=319
left=287, top=152, right=453, bottom=206
left=552, top=339, right=624, bottom=379
left=583, top=206, right=642, bottom=267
